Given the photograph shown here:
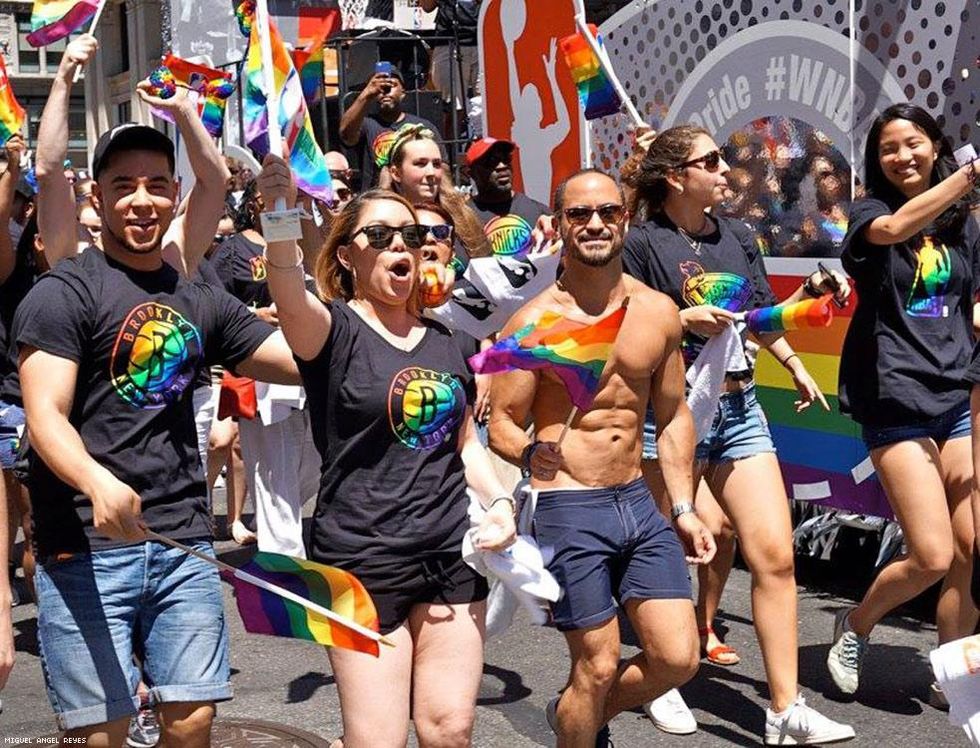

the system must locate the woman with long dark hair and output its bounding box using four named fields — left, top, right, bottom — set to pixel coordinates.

left=623, top=124, right=854, bottom=744
left=257, top=154, right=517, bottom=747
left=829, top=103, right=979, bottom=705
